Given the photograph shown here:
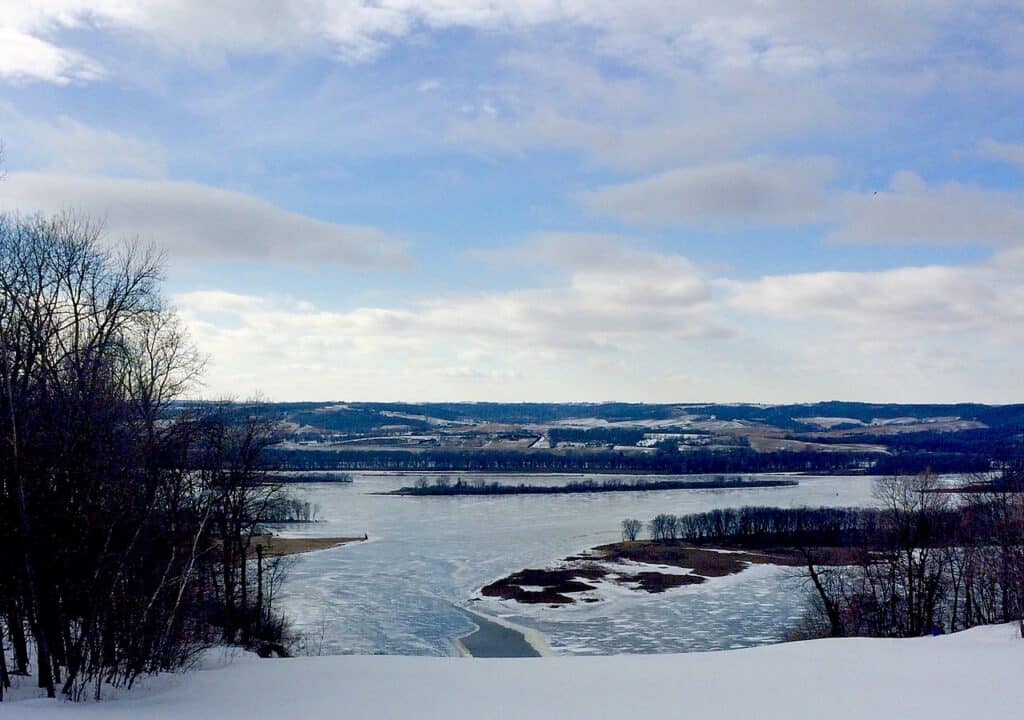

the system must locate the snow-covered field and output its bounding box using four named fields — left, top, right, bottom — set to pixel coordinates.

left=6, top=624, right=1022, bottom=718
